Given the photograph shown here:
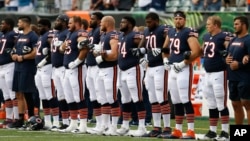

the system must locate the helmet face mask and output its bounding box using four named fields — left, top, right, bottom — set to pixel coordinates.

left=26, top=116, right=44, bottom=130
